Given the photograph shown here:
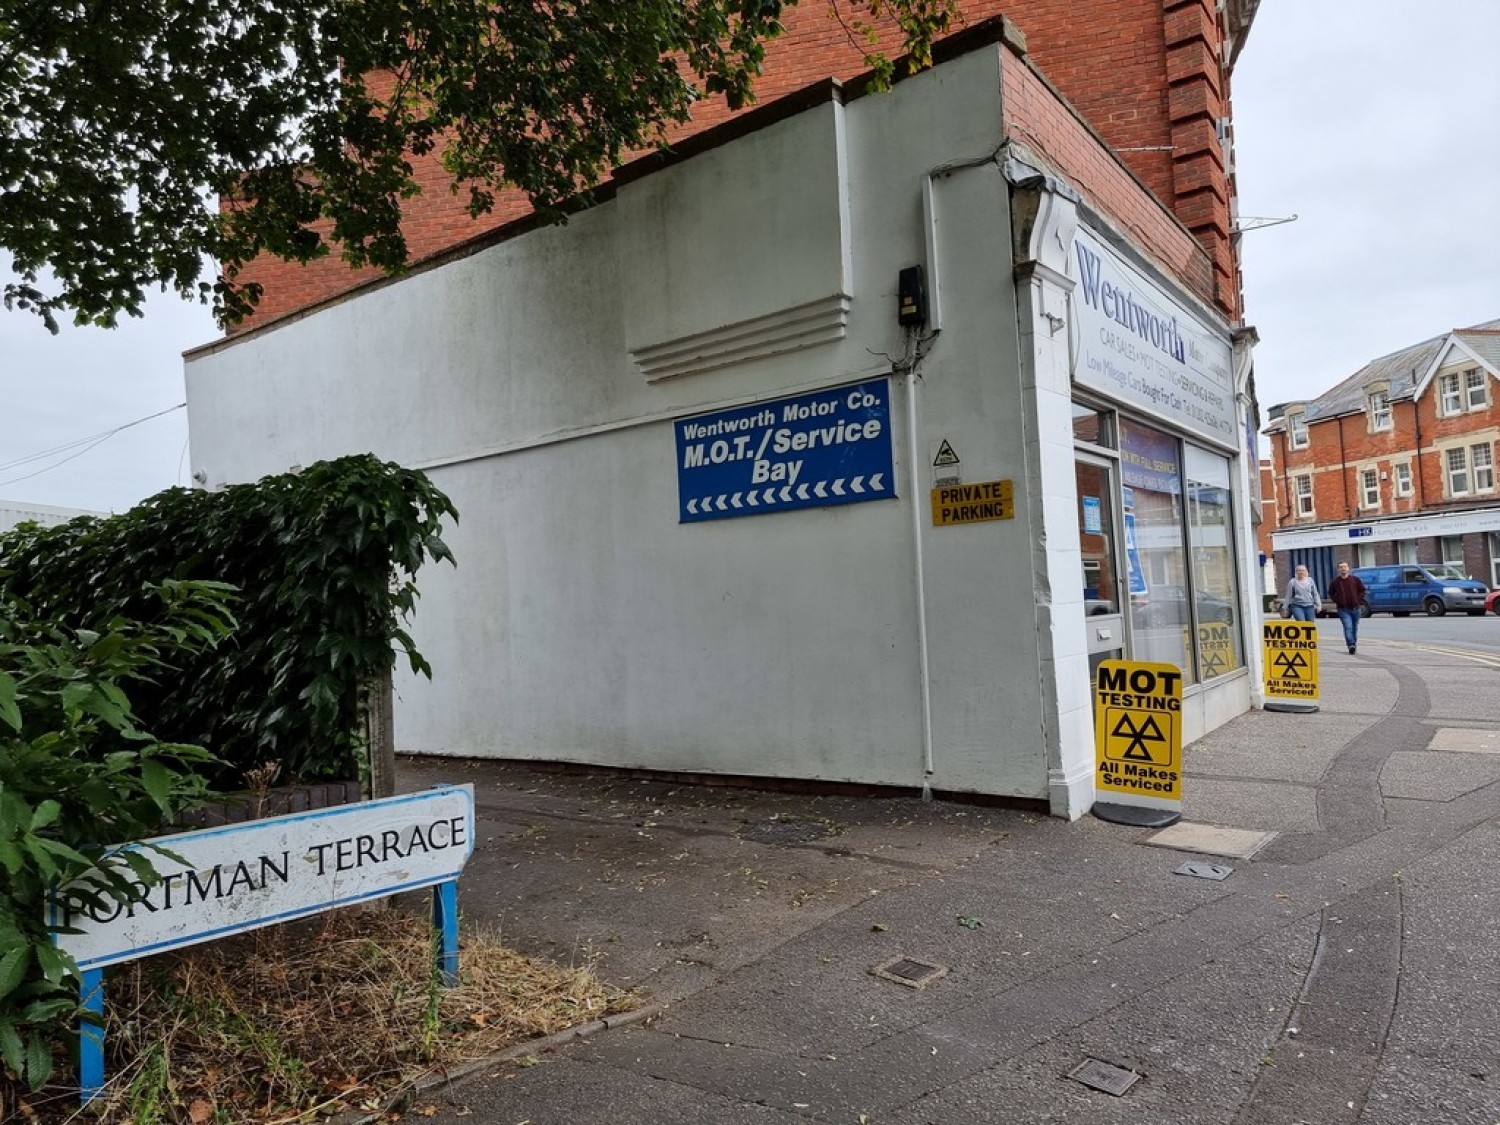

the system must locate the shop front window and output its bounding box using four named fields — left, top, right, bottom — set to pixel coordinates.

left=1119, top=419, right=1193, bottom=683
left=1185, top=446, right=1244, bottom=679
left=1118, top=419, right=1245, bottom=685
